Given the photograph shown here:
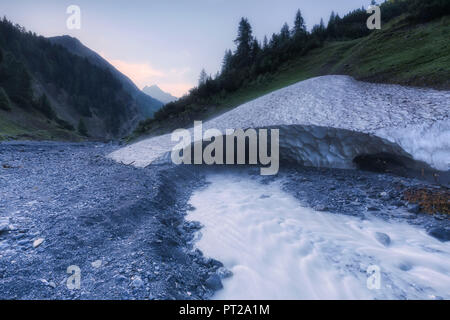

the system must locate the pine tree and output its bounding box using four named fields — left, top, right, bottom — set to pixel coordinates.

left=251, top=38, right=261, bottom=60
left=262, top=35, right=268, bottom=50
left=318, top=18, right=326, bottom=40
left=328, top=11, right=337, bottom=38
left=36, top=94, right=56, bottom=119
left=234, top=17, right=253, bottom=66
left=78, top=119, right=88, bottom=136
left=280, top=23, right=290, bottom=42
left=293, top=9, right=306, bottom=37
left=320, top=18, right=325, bottom=31
left=269, top=33, right=279, bottom=48
left=0, top=87, right=12, bottom=111
left=199, top=68, right=208, bottom=86
left=311, top=18, right=326, bottom=41
left=221, top=50, right=233, bottom=74
left=328, top=11, right=336, bottom=28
